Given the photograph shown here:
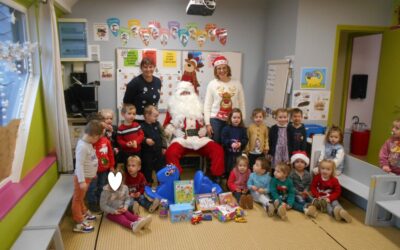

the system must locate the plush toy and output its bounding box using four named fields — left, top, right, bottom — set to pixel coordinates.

left=193, top=170, right=223, bottom=195
left=181, top=53, right=204, bottom=94
left=144, top=164, right=180, bottom=204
